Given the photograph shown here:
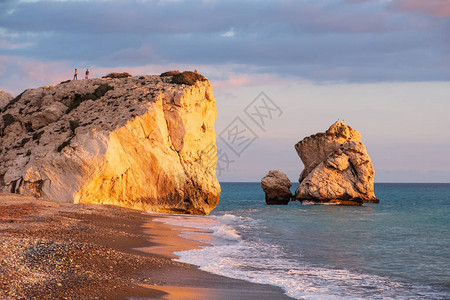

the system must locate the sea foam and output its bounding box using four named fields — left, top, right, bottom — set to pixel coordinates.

left=153, top=213, right=242, bottom=243
left=153, top=212, right=447, bottom=300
